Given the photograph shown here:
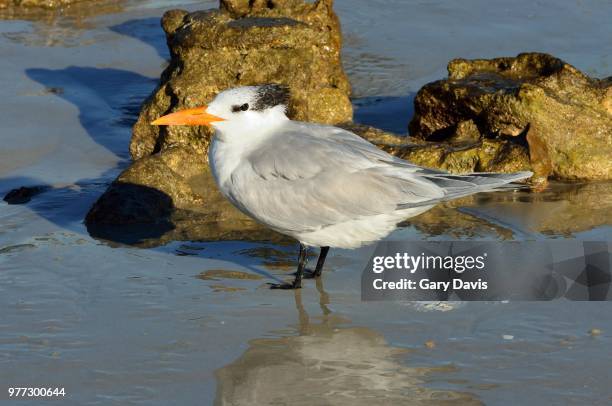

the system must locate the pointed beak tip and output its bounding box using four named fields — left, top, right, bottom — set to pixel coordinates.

left=151, top=117, right=170, bottom=126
